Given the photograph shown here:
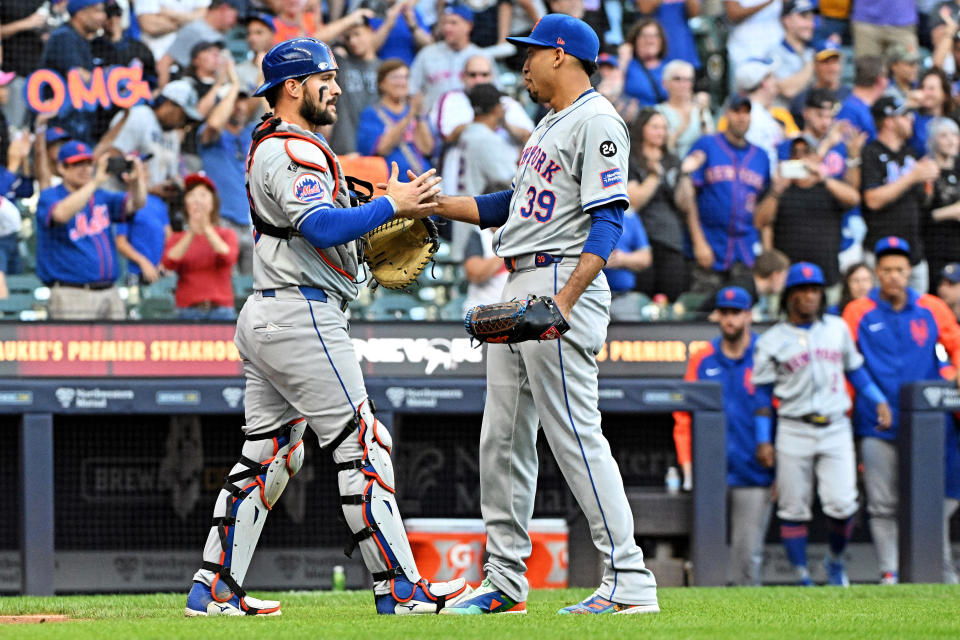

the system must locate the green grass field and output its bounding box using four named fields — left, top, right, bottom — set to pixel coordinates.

left=2, top=585, right=959, bottom=639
